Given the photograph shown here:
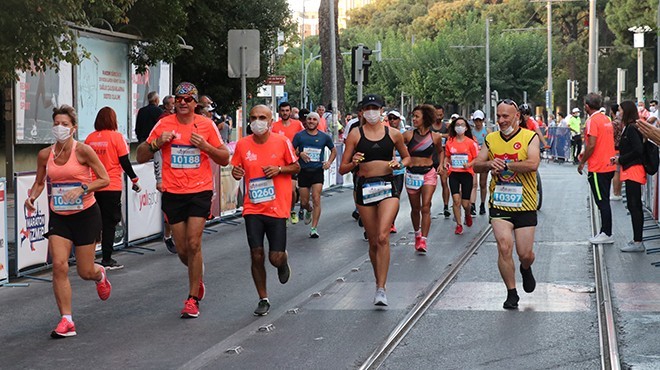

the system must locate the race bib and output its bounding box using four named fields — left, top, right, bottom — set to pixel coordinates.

left=249, top=177, right=276, bottom=204
left=171, top=145, right=201, bottom=169
left=362, top=181, right=393, bottom=204
left=405, top=172, right=424, bottom=190
left=451, top=154, right=469, bottom=169
left=441, top=136, right=447, bottom=147
left=492, top=183, right=523, bottom=208
left=52, top=183, right=83, bottom=211
left=304, top=147, right=322, bottom=162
